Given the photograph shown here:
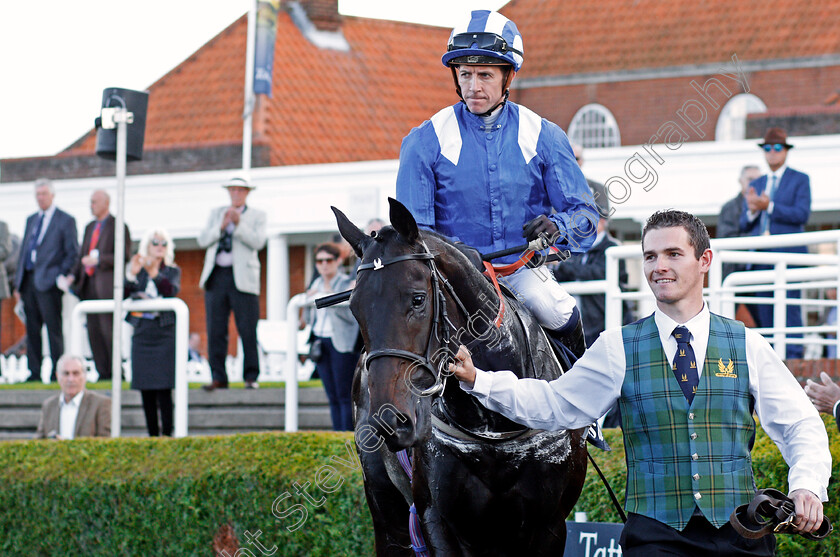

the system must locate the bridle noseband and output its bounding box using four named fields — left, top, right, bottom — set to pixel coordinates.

left=357, top=241, right=468, bottom=398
